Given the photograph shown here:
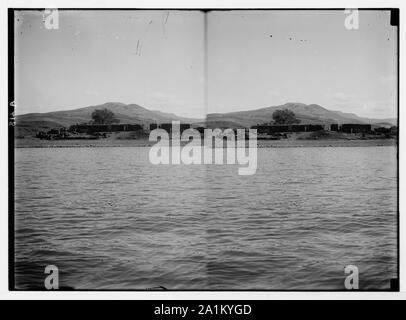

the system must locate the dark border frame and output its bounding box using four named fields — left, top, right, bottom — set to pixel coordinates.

left=8, top=7, right=400, bottom=292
